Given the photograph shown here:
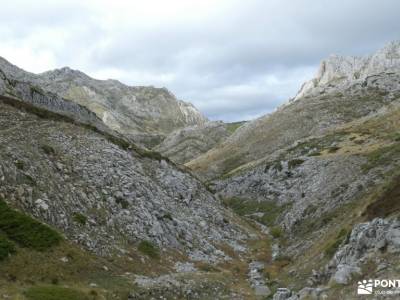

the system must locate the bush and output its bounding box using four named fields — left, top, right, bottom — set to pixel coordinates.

left=288, top=159, right=305, bottom=169
left=15, top=160, right=25, bottom=170
left=0, top=235, right=15, bottom=261
left=0, top=200, right=62, bottom=251
left=138, top=240, right=160, bottom=259
left=73, top=213, right=87, bottom=226
left=25, top=286, right=89, bottom=300
left=270, top=226, right=283, bottom=239
left=328, top=146, right=340, bottom=153
left=41, top=144, right=56, bottom=155
left=116, top=198, right=129, bottom=209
